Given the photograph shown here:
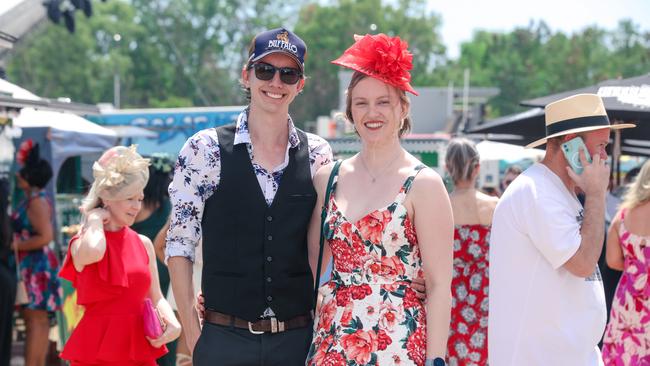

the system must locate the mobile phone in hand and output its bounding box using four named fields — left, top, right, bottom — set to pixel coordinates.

left=561, top=137, right=592, bottom=175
